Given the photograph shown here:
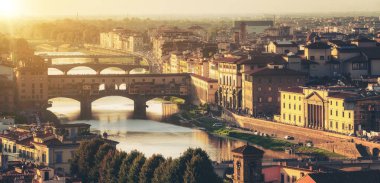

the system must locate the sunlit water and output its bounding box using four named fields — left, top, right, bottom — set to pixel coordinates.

left=46, top=53, right=297, bottom=161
